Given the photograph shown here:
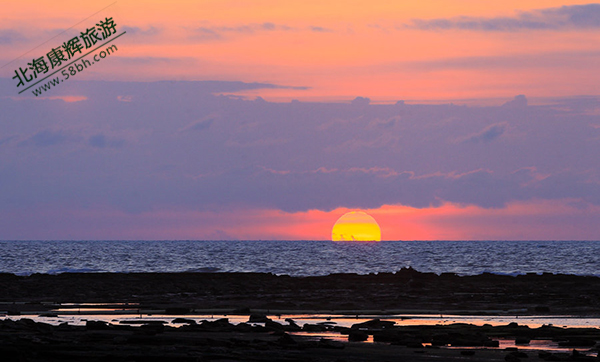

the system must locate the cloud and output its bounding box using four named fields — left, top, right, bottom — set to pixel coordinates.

left=20, top=129, right=70, bottom=147
left=309, top=26, right=333, bottom=32
left=351, top=96, right=370, bottom=106
left=191, top=22, right=293, bottom=40
left=458, top=123, right=507, bottom=143
left=27, top=96, right=87, bottom=102
left=0, top=29, right=26, bottom=44
left=210, top=22, right=285, bottom=33
left=121, top=26, right=161, bottom=36
left=369, top=51, right=600, bottom=76
left=3, top=80, right=600, bottom=218
left=189, top=22, right=332, bottom=40
left=0, top=78, right=309, bottom=98
left=88, top=134, right=125, bottom=148
left=0, top=135, right=16, bottom=146
left=192, top=27, right=222, bottom=40
left=501, top=95, right=528, bottom=108
left=180, top=118, right=215, bottom=132
left=113, top=56, right=185, bottom=65
left=405, top=4, right=600, bottom=32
